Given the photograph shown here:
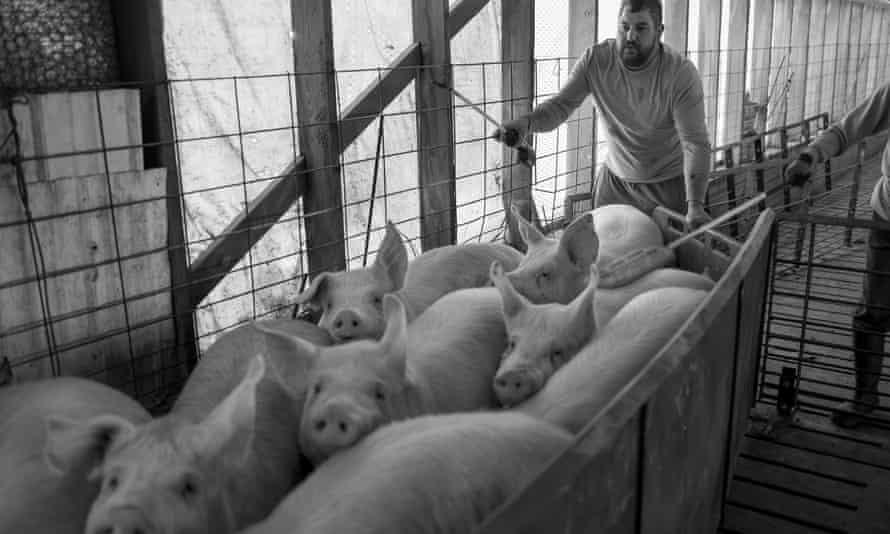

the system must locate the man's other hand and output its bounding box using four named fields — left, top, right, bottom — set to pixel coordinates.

left=492, top=117, right=530, bottom=147
left=685, top=202, right=711, bottom=230
left=784, top=152, right=814, bottom=188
